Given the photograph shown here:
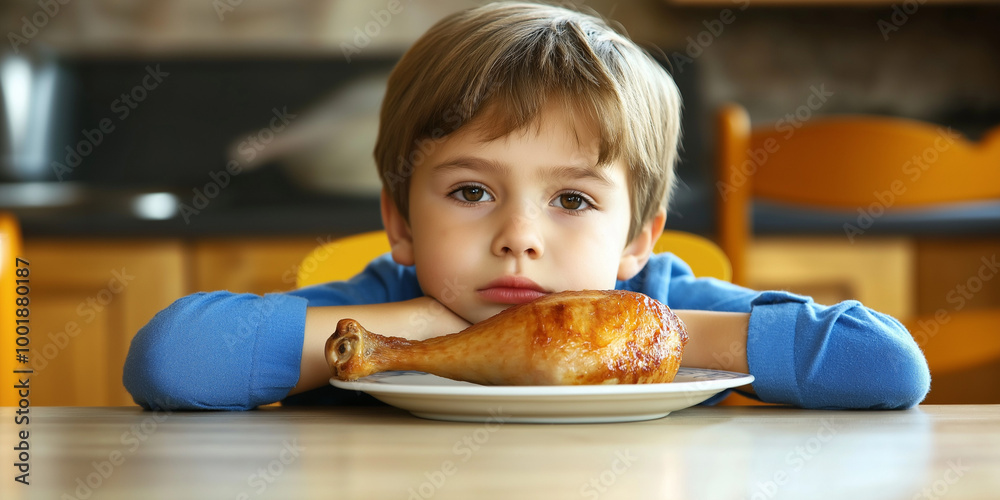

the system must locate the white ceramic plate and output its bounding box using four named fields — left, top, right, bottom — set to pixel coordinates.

left=330, top=368, right=754, bottom=423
